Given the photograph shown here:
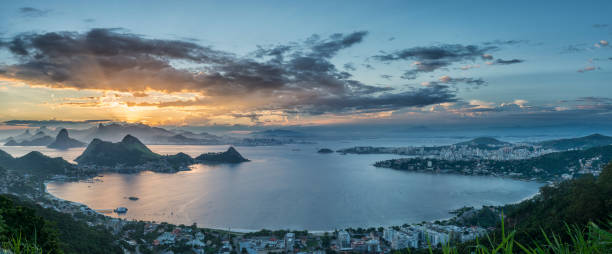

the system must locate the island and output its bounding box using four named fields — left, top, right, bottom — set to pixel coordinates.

left=317, top=148, right=334, bottom=153
left=195, top=146, right=249, bottom=163
left=75, top=135, right=249, bottom=173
